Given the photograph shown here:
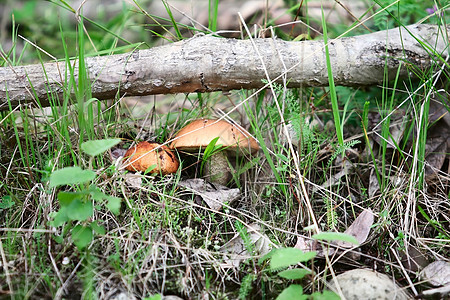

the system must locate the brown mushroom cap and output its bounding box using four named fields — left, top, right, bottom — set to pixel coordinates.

left=124, top=141, right=179, bottom=174
left=170, top=119, right=259, bottom=155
